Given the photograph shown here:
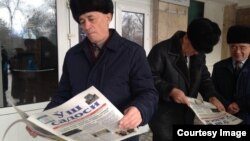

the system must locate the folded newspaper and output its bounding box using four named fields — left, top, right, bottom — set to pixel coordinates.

left=3, top=86, right=150, bottom=141
left=188, top=97, right=242, bottom=125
